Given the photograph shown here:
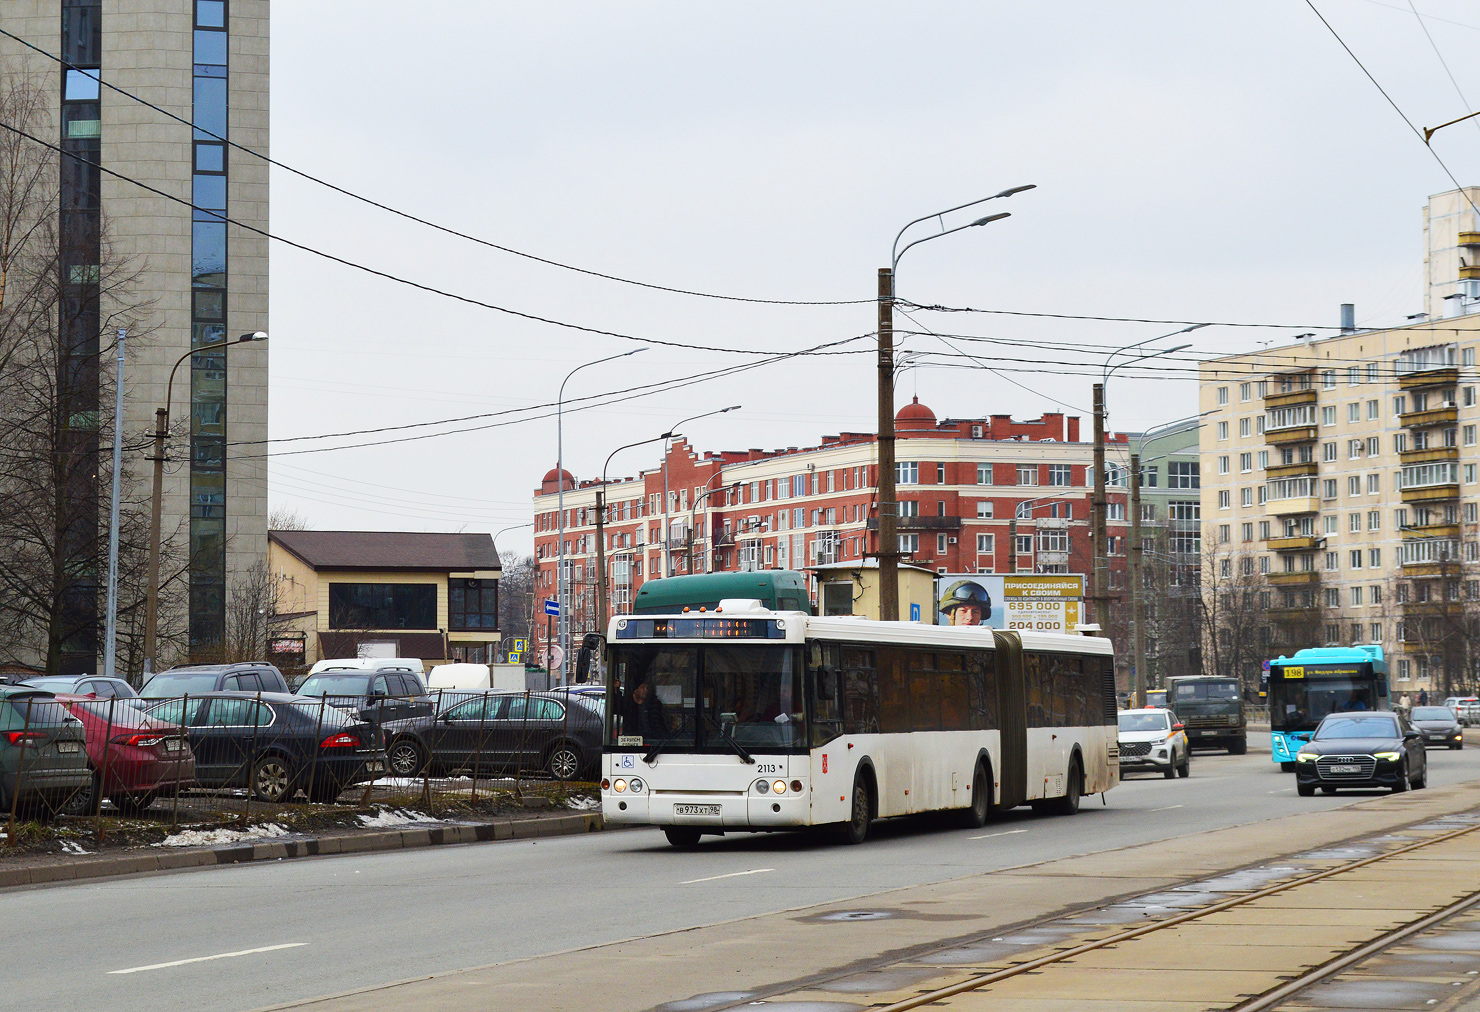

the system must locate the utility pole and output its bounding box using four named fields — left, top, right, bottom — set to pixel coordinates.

left=1130, top=452, right=1147, bottom=707
left=1008, top=518, right=1018, bottom=574
left=1090, top=383, right=1109, bottom=630
left=144, top=400, right=167, bottom=677
left=876, top=268, right=900, bottom=621
left=594, top=485, right=609, bottom=634
left=103, top=329, right=125, bottom=679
